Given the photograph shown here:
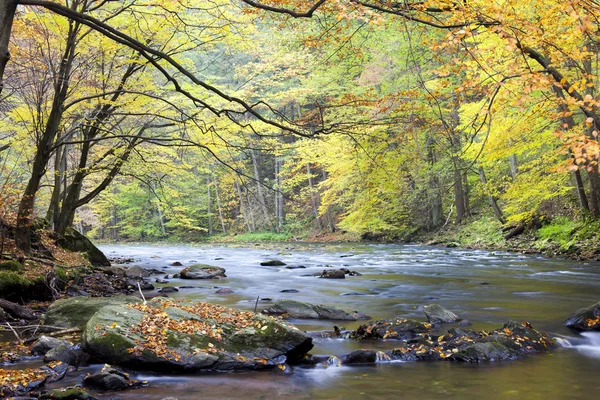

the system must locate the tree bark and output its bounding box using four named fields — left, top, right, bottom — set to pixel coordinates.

left=306, top=163, right=322, bottom=230
left=207, top=175, right=213, bottom=236
left=250, top=148, right=270, bottom=225
left=15, top=17, right=80, bottom=252
left=0, top=0, right=17, bottom=96
left=478, top=166, right=506, bottom=224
